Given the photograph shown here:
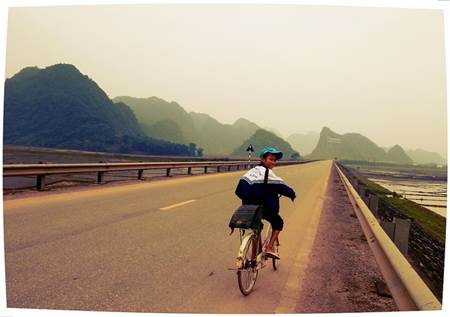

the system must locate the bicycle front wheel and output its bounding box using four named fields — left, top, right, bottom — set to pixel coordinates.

left=237, top=236, right=258, bottom=296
